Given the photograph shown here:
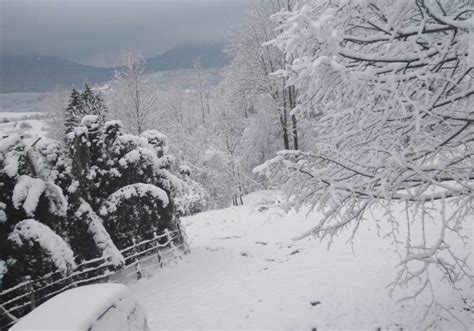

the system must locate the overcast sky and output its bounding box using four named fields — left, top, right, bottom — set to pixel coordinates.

left=1, top=0, right=247, bottom=66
